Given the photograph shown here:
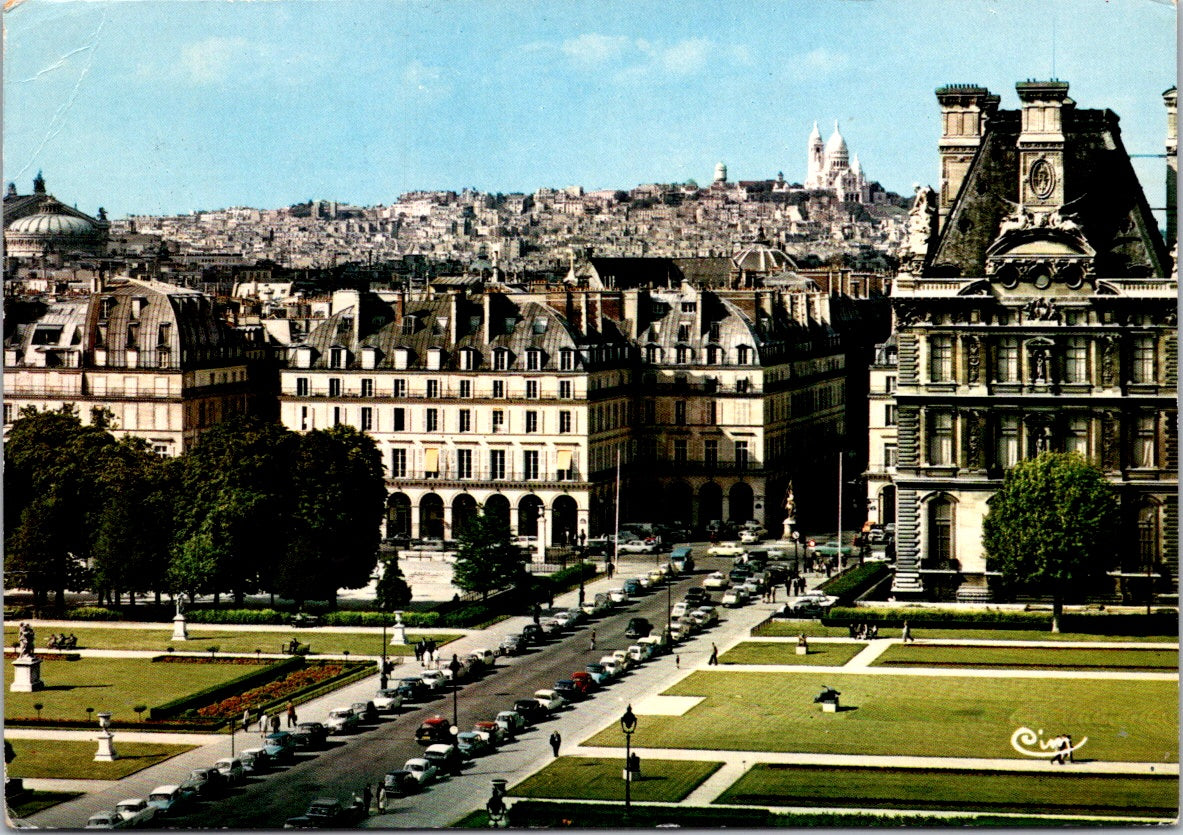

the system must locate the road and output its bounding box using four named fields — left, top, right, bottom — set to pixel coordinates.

left=154, top=554, right=771, bottom=829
